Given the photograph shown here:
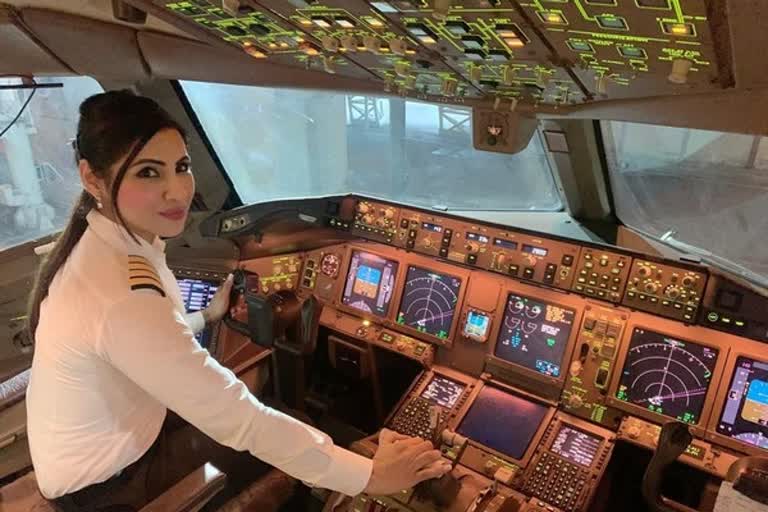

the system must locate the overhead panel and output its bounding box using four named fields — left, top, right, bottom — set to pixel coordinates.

left=162, top=0, right=376, bottom=79
left=138, top=0, right=729, bottom=107
left=517, top=0, right=720, bottom=99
